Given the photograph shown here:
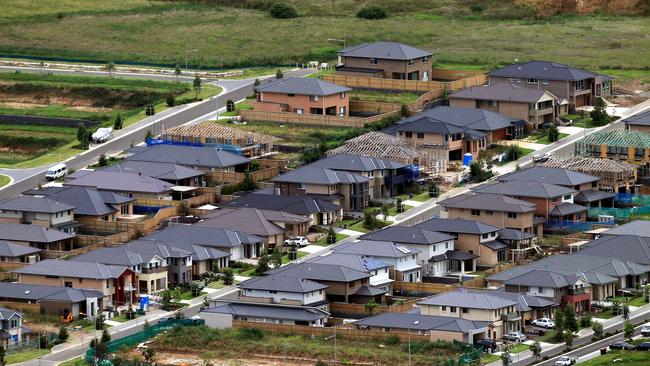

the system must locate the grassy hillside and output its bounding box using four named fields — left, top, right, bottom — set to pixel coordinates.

left=0, top=1, right=648, bottom=72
